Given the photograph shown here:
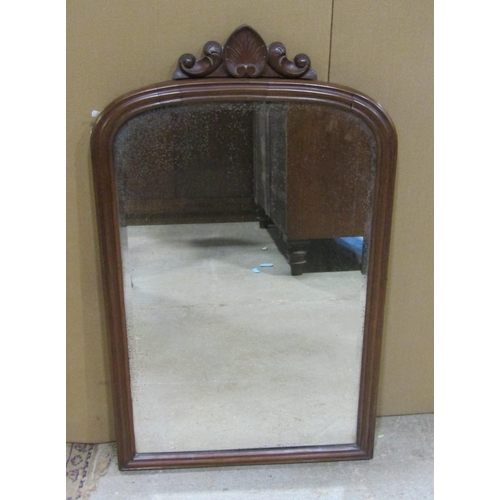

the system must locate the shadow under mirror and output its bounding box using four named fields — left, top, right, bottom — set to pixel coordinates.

left=113, top=100, right=376, bottom=454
